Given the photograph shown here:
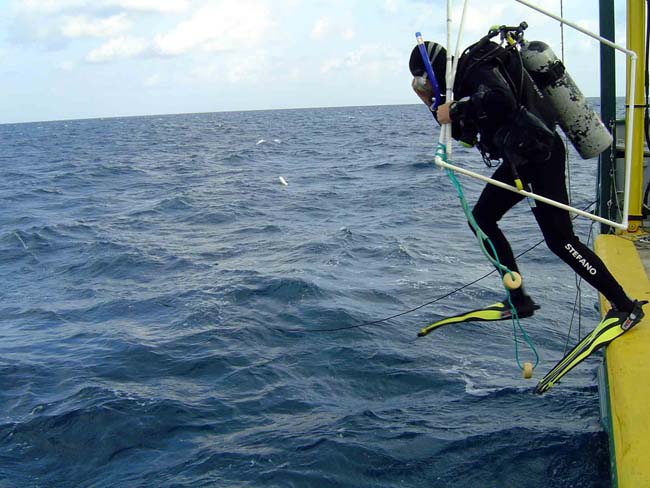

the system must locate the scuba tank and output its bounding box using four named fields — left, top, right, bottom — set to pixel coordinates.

left=520, top=40, right=612, bottom=159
